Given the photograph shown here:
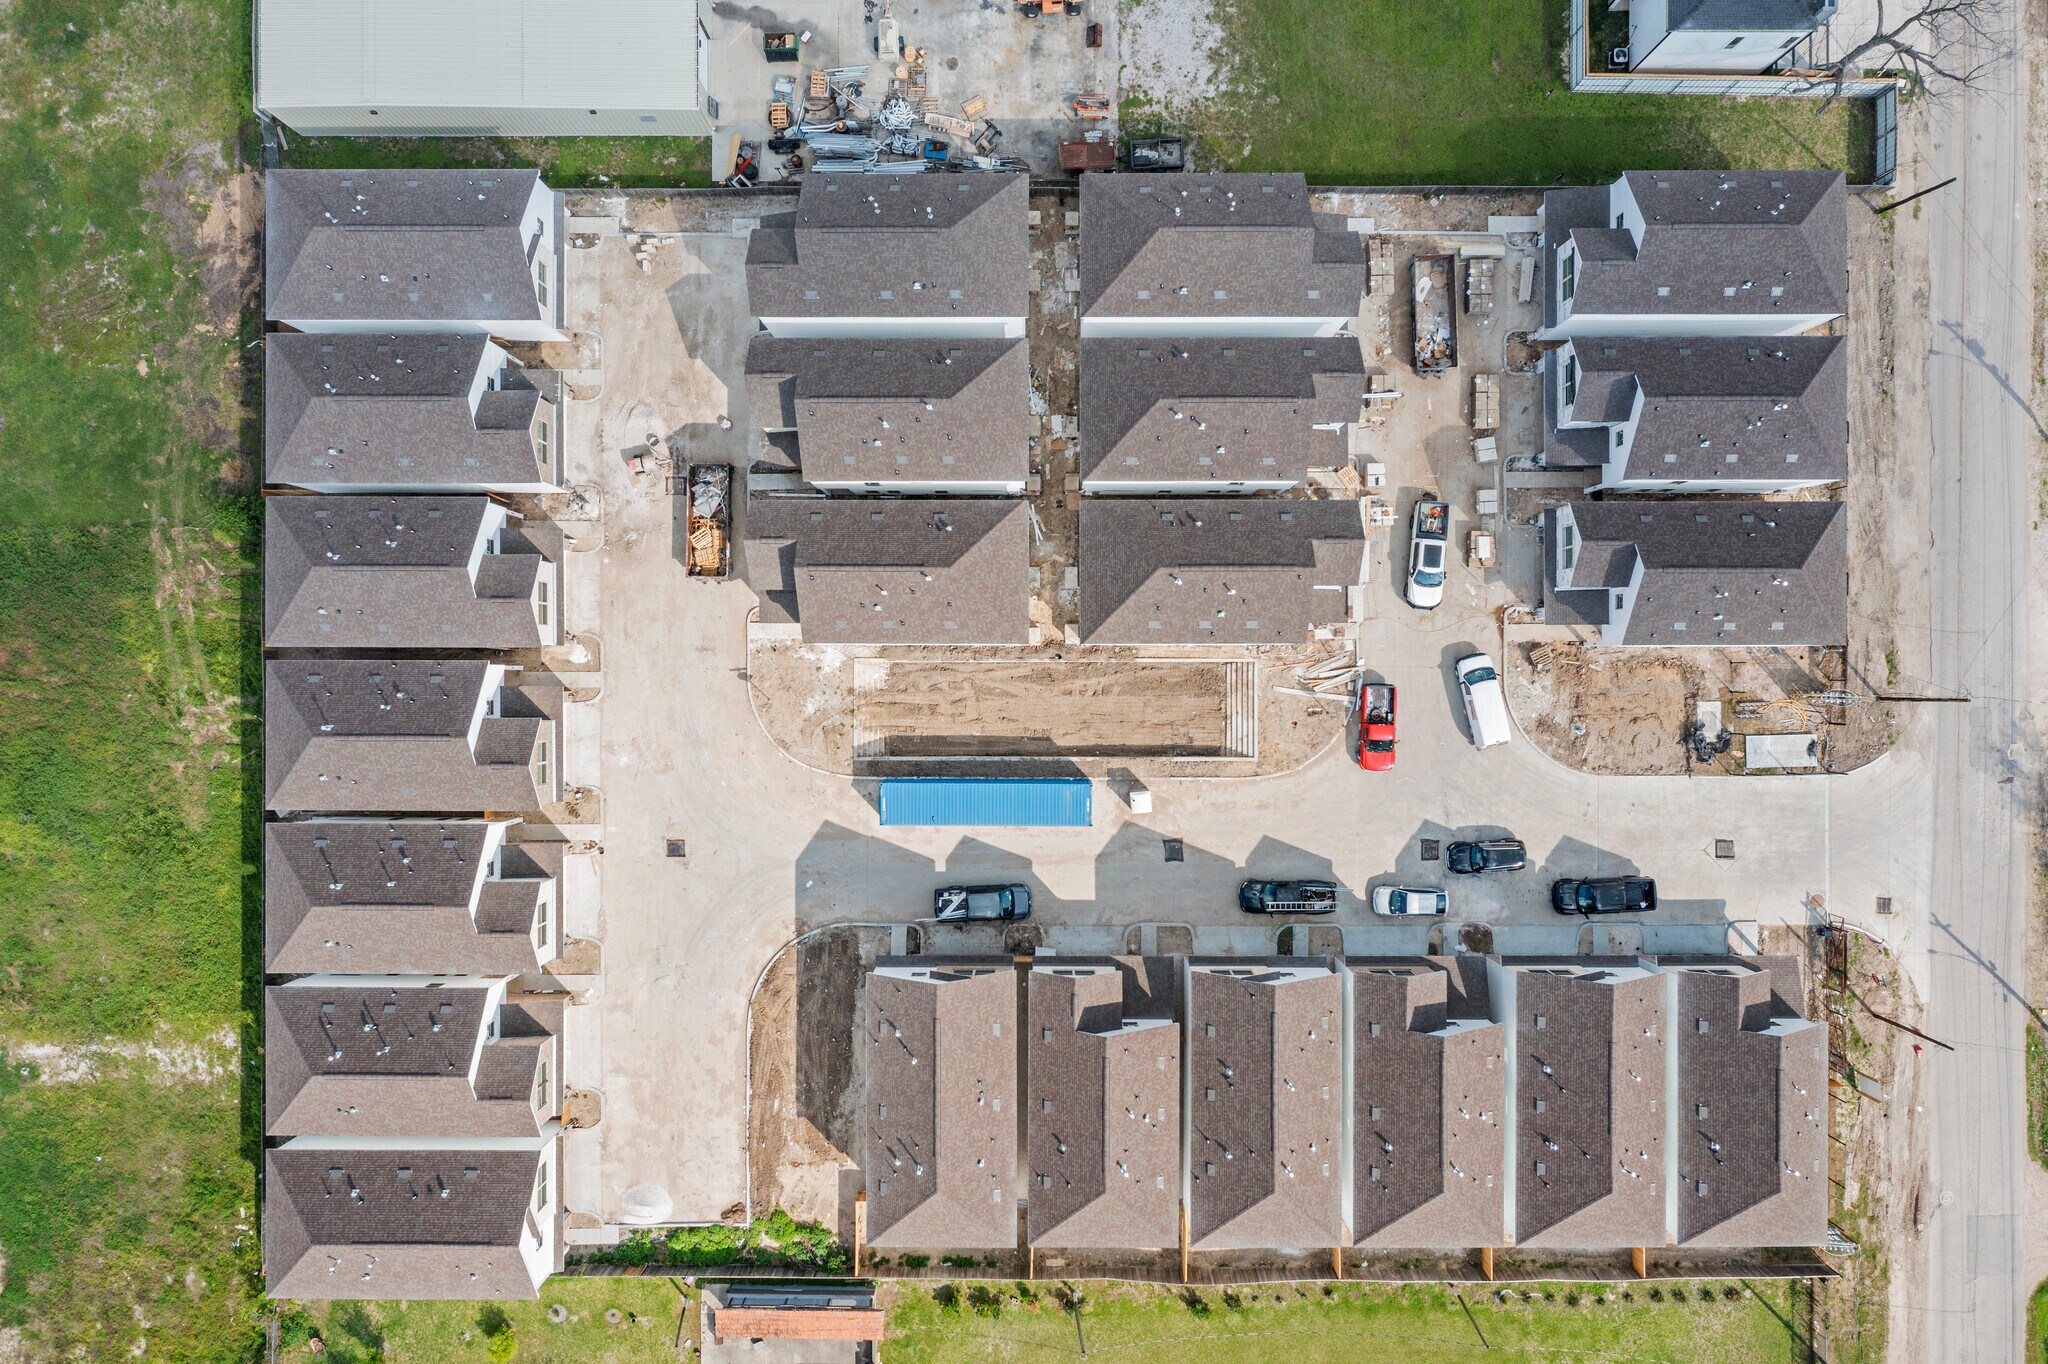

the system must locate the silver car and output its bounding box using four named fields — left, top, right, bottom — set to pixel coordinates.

left=1371, top=885, right=1448, bottom=917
